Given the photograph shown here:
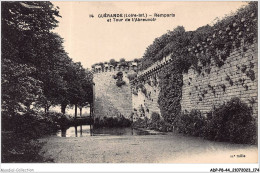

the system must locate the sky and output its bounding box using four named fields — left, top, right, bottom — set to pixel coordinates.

left=52, top=1, right=248, bottom=69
